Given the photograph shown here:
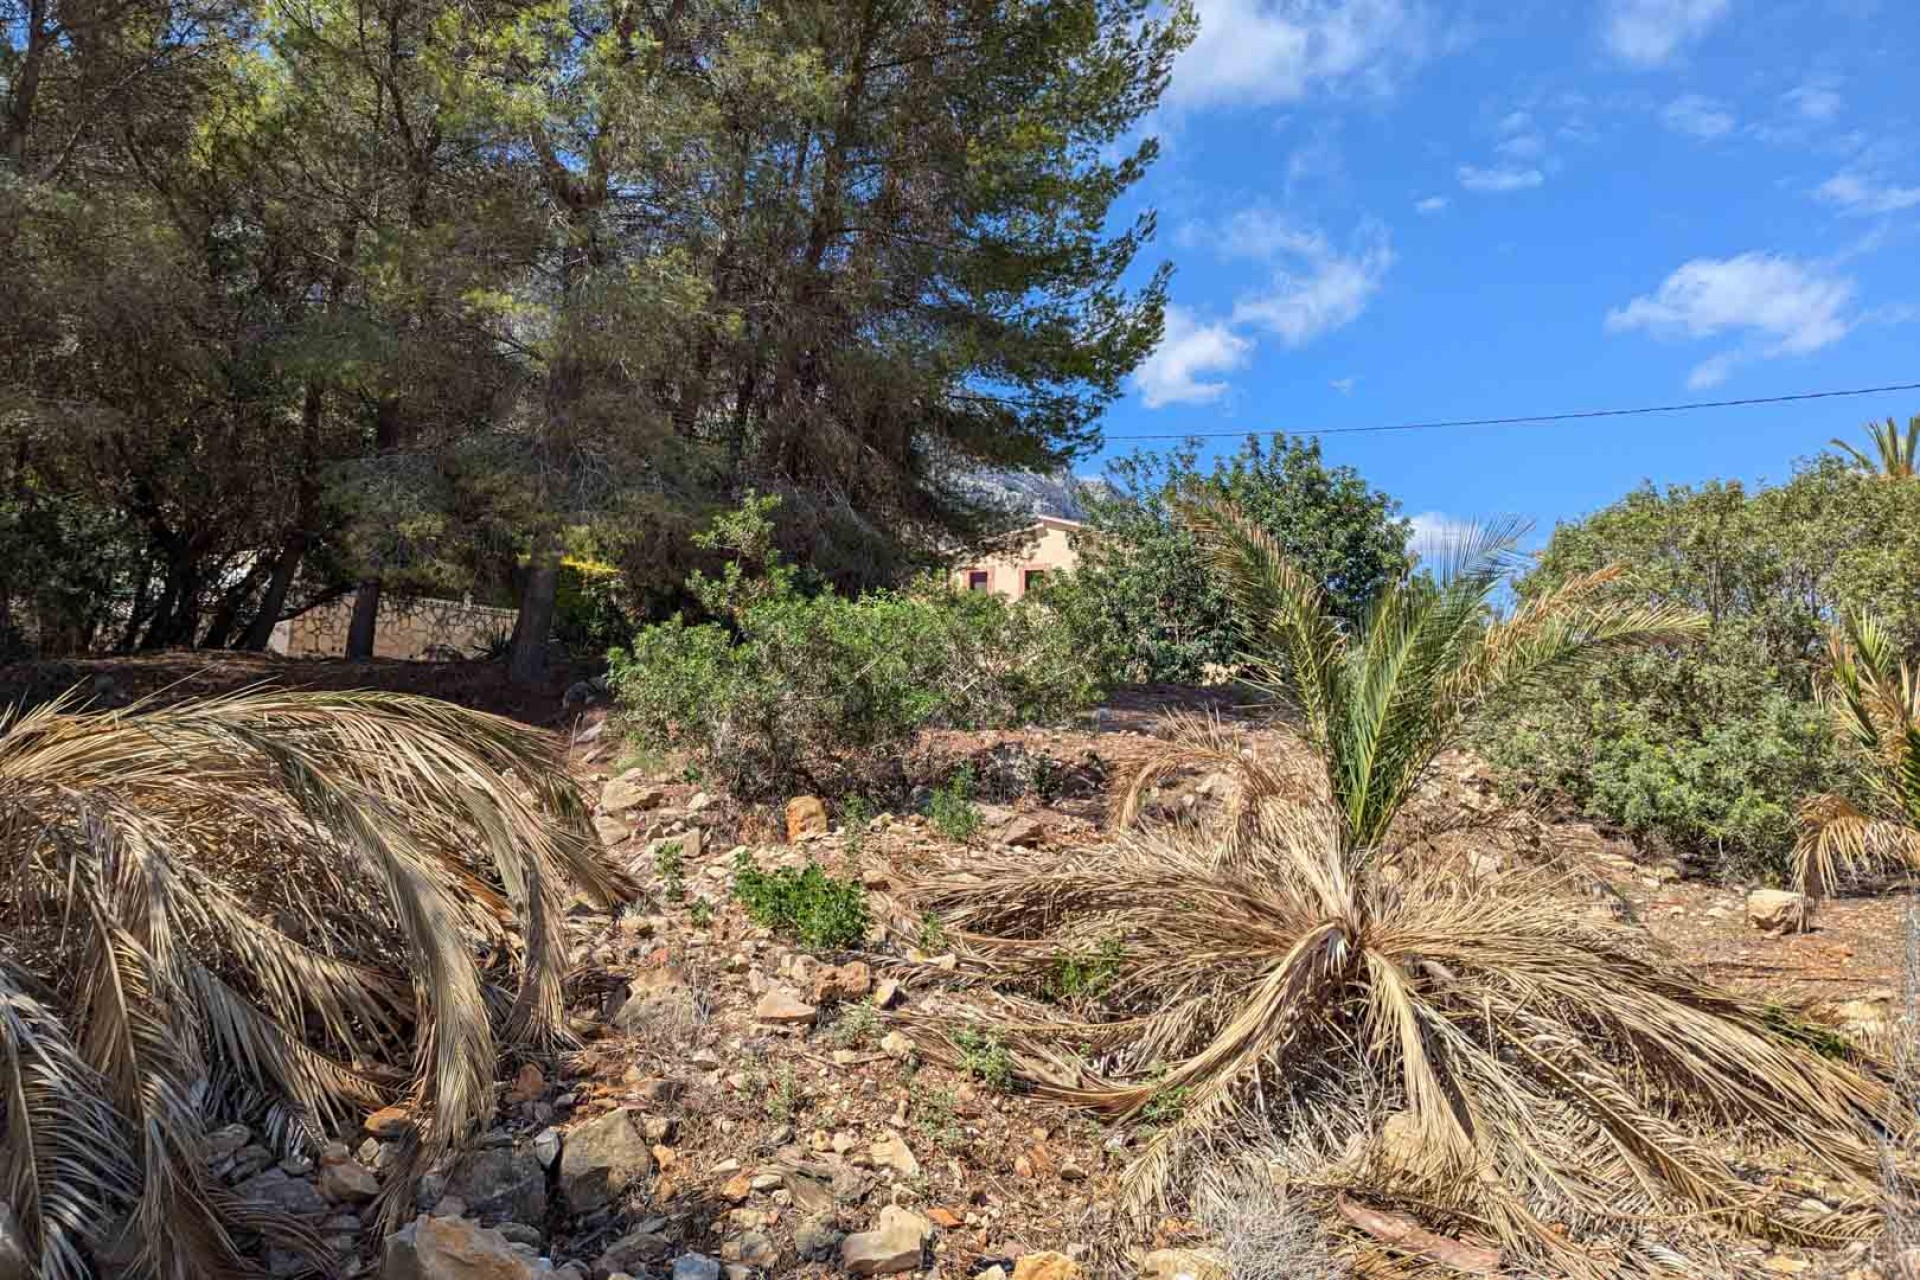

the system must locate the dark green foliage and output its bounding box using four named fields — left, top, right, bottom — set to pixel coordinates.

left=952, top=1027, right=1015, bottom=1092
left=928, top=767, right=984, bottom=843
left=610, top=498, right=1101, bottom=799
left=1042, top=437, right=1411, bottom=684
left=731, top=853, right=870, bottom=951
left=1047, top=937, right=1127, bottom=1000
left=1478, top=457, right=1920, bottom=881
